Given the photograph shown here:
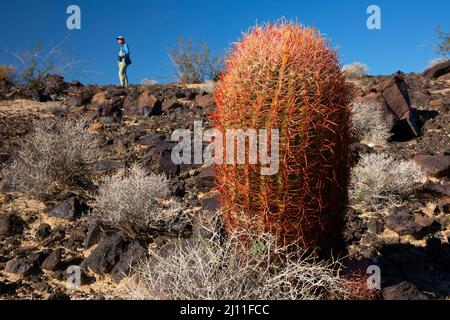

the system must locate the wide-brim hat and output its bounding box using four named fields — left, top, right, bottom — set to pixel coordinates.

left=116, top=36, right=125, bottom=41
